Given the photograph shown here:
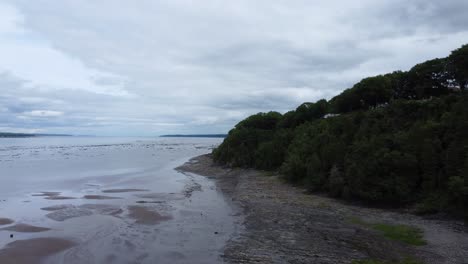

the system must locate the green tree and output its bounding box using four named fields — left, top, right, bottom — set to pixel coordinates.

left=448, top=44, right=468, bottom=90
left=213, top=44, right=468, bottom=217
left=407, top=58, right=451, bottom=98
